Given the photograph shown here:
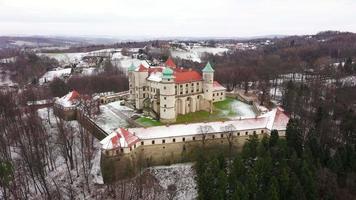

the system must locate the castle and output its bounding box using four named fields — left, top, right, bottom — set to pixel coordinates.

left=128, top=58, right=226, bottom=123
